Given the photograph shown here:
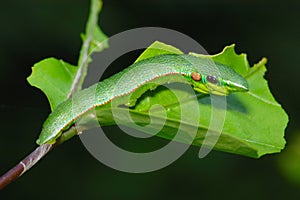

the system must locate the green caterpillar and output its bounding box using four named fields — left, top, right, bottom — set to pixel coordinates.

left=36, top=54, right=248, bottom=145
